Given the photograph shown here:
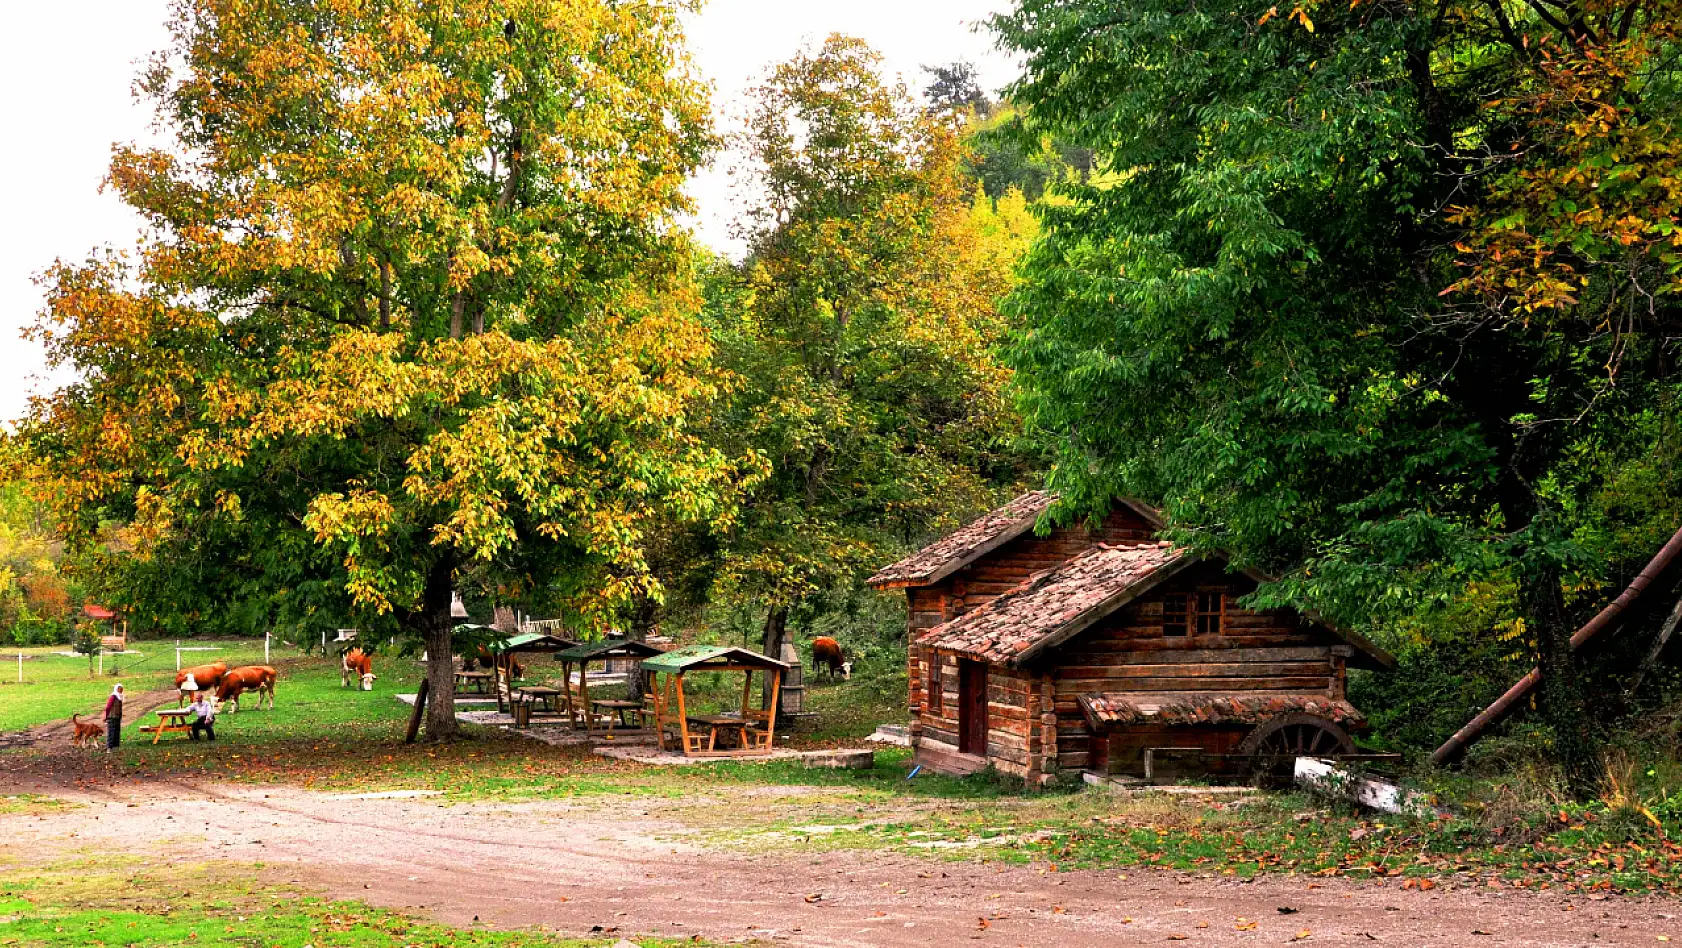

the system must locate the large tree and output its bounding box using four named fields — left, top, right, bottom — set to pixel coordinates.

left=993, top=0, right=1682, bottom=790
left=19, top=0, right=751, bottom=738
left=706, top=36, right=1037, bottom=661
